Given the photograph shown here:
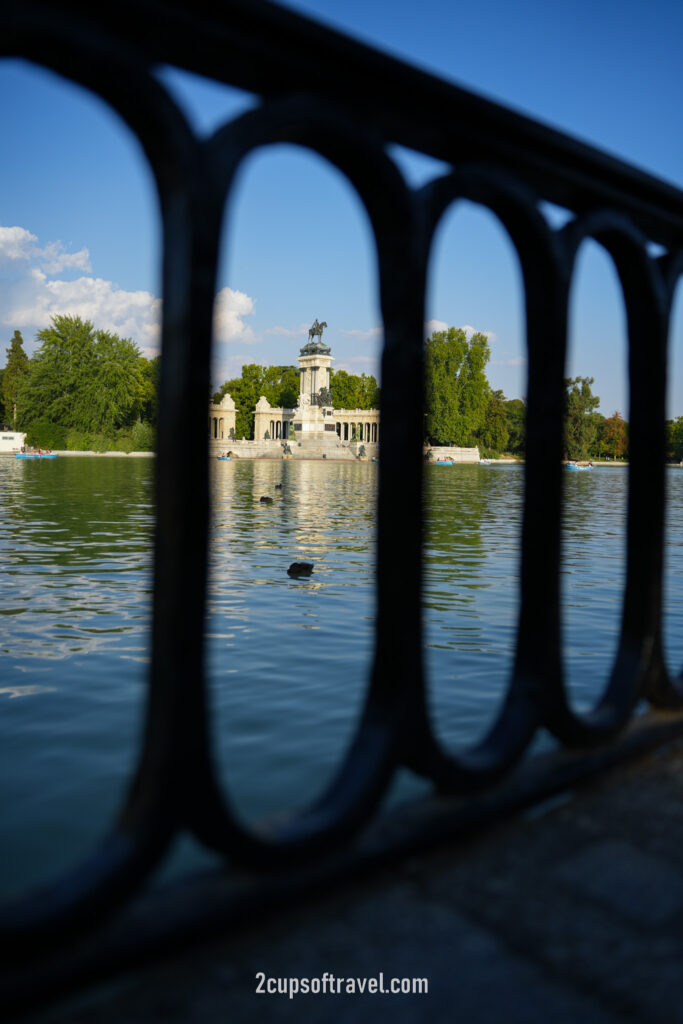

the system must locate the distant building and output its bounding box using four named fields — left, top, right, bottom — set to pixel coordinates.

left=0, top=428, right=26, bottom=452
left=208, top=392, right=236, bottom=441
